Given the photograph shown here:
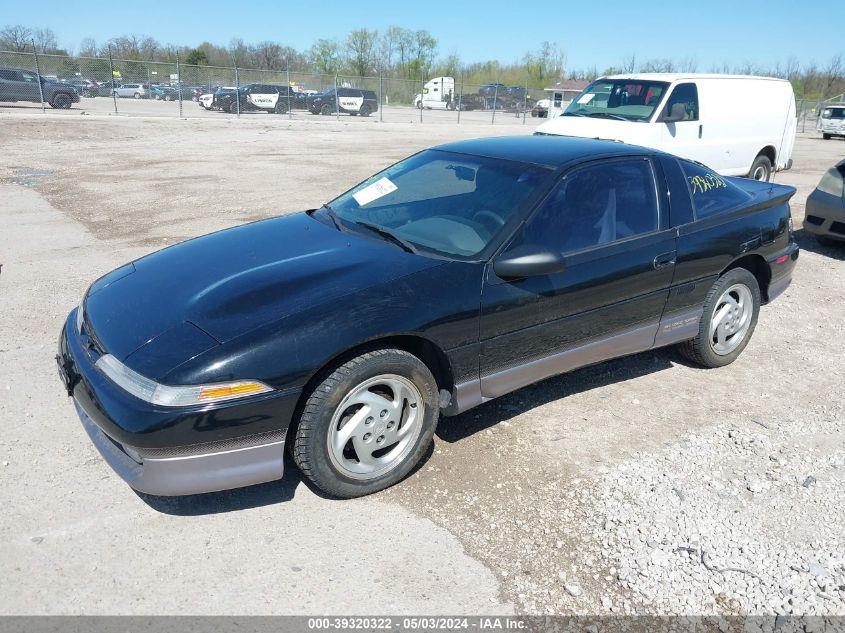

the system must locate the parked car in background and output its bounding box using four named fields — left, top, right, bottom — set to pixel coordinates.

left=151, top=85, right=177, bottom=101
left=817, top=105, right=845, bottom=140
left=531, top=98, right=550, bottom=118
left=535, top=73, right=796, bottom=181
left=198, top=87, right=229, bottom=109
left=308, top=87, right=378, bottom=116
left=113, top=83, right=150, bottom=99
left=0, top=67, right=80, bottom=108
left=803, top=159, right=845, bottom=245
left=214, top=84, right=296, bottom=114
left=479, top=82, right=507, bottom=97
left=59, top=78, right=99, bottom=97
left=57, top=135, right=798, bottom=499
